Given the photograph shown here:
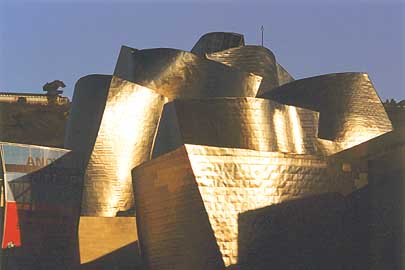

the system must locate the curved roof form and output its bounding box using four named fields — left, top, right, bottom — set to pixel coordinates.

left=114, top=46, right=262, bottom=100
left=206, top=45, right=279, bottom=94
left=191, top=32, right=245, bottom=57
left=259, top=72, right=393, bottom=150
